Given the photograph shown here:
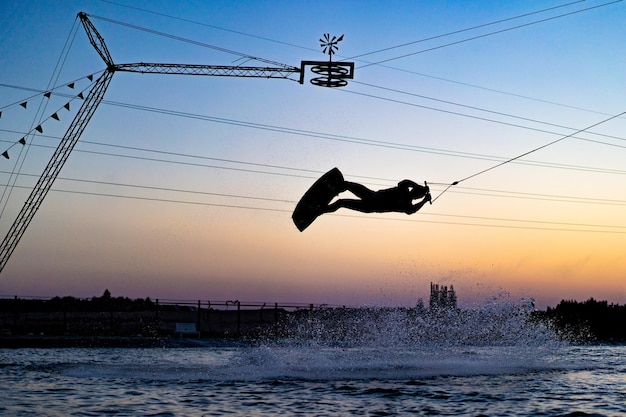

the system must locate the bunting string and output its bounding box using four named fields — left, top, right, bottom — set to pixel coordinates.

left=0, top=14, right=85, bottom=220
left=0, top=74, right=98, bottom=160
left=0, top=73, right=97, bottom=113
